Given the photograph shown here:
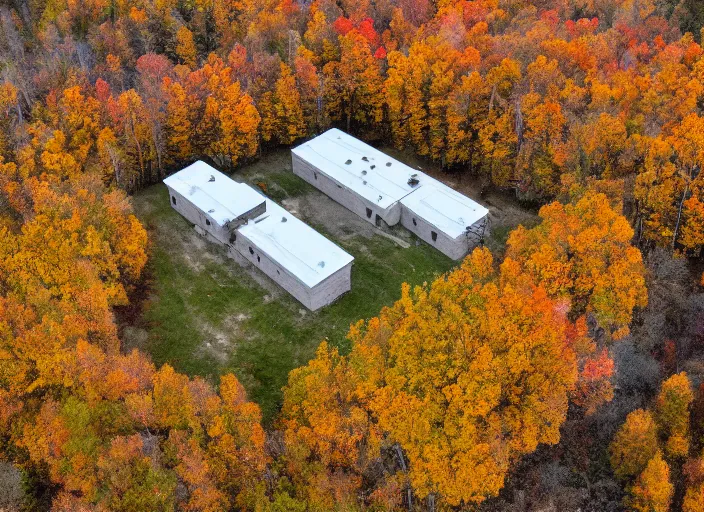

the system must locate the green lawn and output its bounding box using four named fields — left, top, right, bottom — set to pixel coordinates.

left=129, top=165, right=455, bottom=423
